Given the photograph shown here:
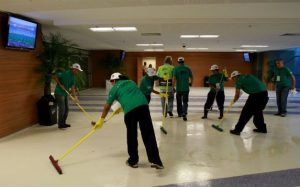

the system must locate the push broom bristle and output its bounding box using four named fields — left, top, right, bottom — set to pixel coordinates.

left=211, top=124, right=224, bottom=132
left=160, top=126, right=167, bottom=134
left=49, top=155, right=63, bottom=175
